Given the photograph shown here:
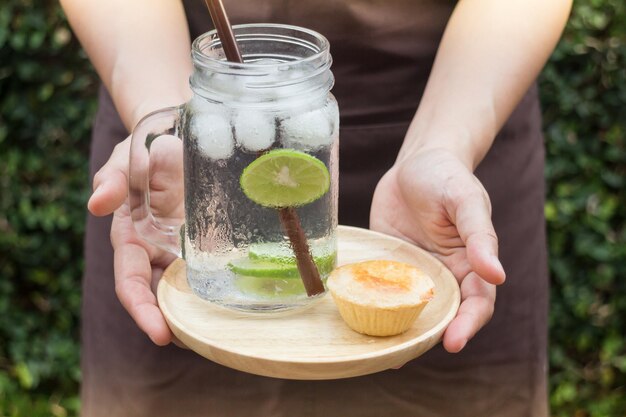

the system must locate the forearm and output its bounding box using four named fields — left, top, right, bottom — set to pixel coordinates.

left=398, top=0, right=572, bottom=169
left=60, top=0, right=193, bottom=130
